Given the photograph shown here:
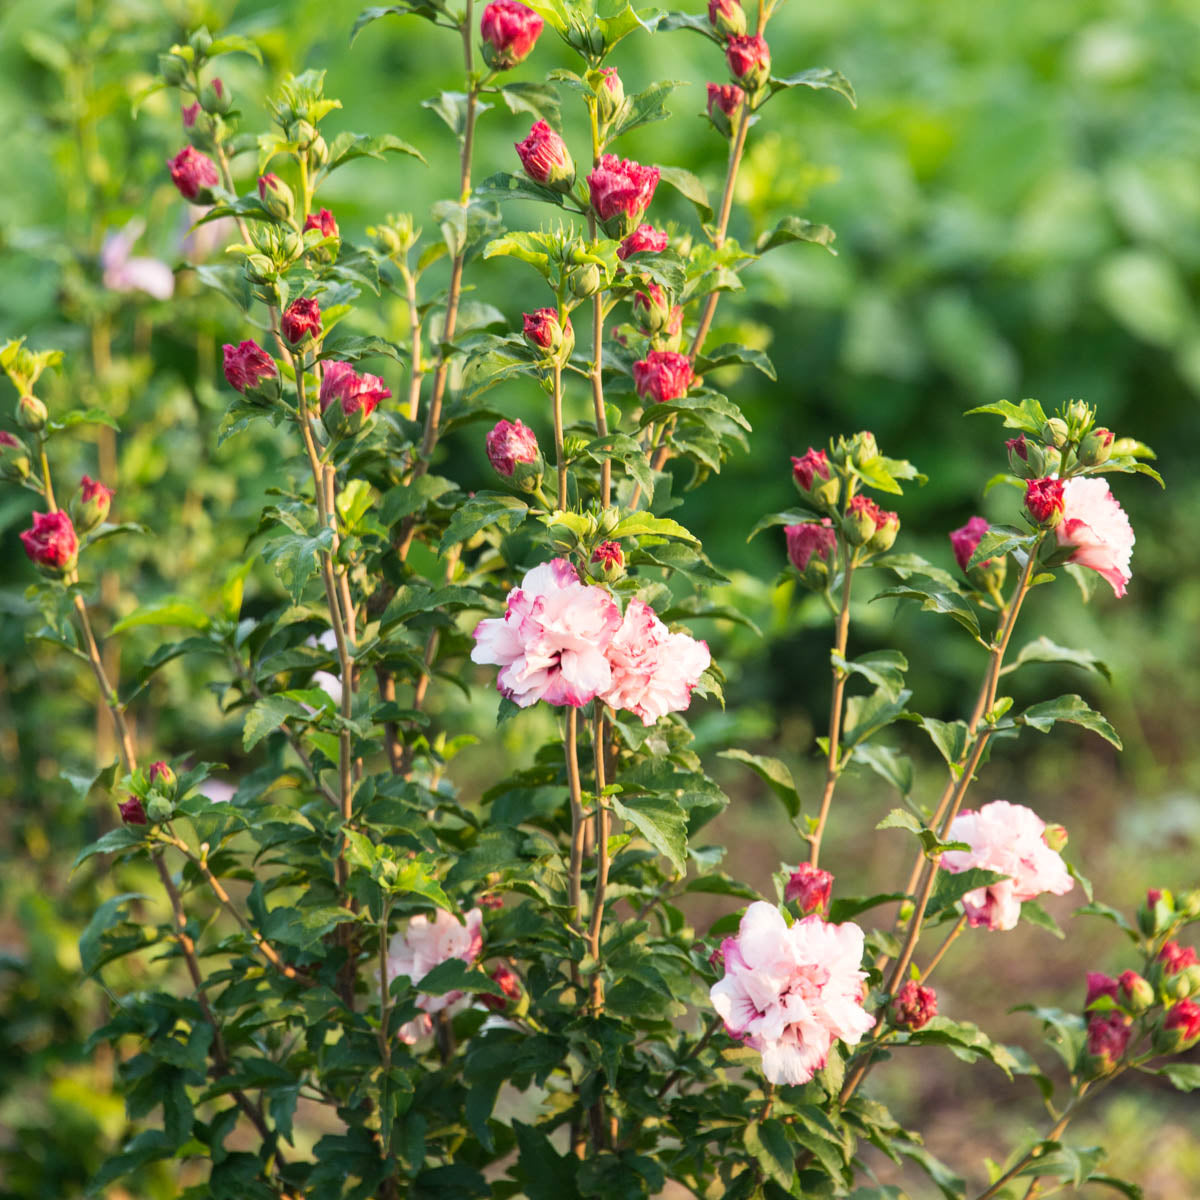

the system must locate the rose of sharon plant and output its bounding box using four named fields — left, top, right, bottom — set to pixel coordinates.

left=2, top=9, right=1194, bottom=1200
